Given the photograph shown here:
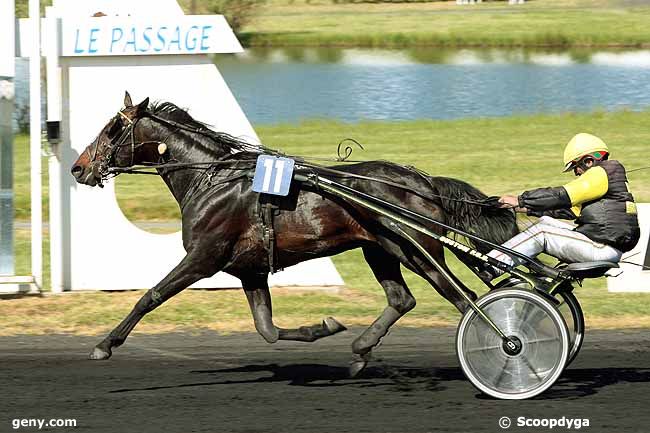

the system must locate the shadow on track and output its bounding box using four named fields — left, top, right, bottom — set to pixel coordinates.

left=471, top=367, right=650, bottom=400
left=540, top=368, right=650, bottom=399
left=110, top=363, right=650, bottom=399
left=109, top=364, right=463, bottom=393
